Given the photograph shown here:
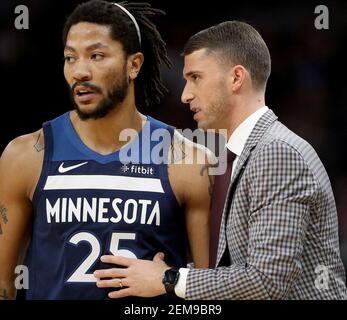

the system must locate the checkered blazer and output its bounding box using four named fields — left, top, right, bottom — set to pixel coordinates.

left=186, top=109, right=347, bottom=300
